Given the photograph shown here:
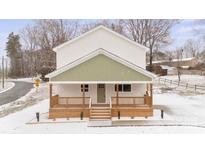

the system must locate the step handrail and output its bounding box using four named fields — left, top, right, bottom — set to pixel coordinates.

left=89, top=98, right=92, bottom=109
